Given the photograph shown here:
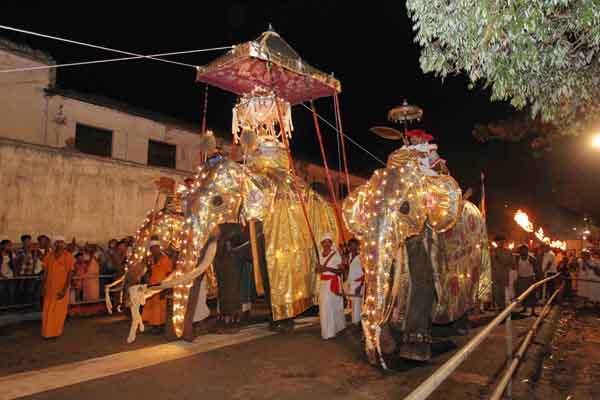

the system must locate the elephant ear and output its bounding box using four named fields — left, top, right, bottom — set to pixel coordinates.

left=342, top=182, right=370, bottom=240
left=425, top=175, right=463, bottom=233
